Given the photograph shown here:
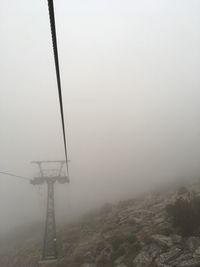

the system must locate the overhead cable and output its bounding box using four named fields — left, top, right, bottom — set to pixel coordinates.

left=0, top=171, right=30, bottom=181
left=47, top=0, right=69, bottom=177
